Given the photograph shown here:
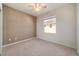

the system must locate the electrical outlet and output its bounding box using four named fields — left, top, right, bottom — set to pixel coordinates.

left=8, top=38, right=11, bottom=41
